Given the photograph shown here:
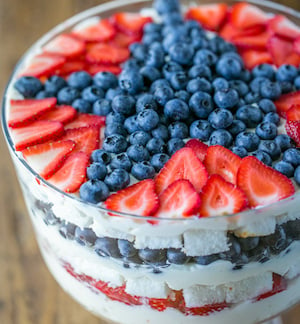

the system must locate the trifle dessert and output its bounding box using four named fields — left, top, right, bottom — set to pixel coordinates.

left=2, top=0, right=300, bottom=323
